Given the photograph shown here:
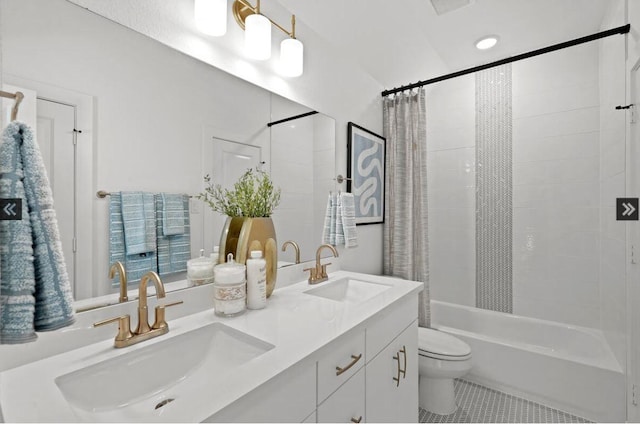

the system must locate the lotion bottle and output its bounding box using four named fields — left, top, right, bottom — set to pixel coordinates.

left=246, top=250, right=267, bottom=310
